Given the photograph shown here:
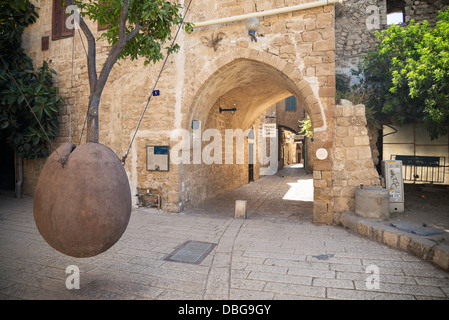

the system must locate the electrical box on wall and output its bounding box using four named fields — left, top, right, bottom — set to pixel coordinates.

left=382, top=160, right=405, bottom=213
left=146, top=146, right=169, bottom=171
